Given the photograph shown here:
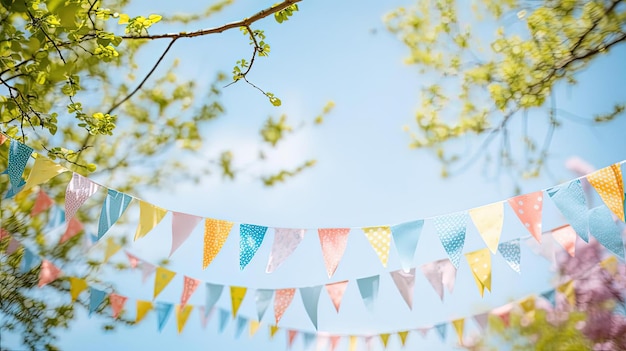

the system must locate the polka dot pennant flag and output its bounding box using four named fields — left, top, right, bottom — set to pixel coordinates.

left=22, top=155, right=68, bottom=193
left=153, top=267, right=176, bottom=299
left=587, top=163, right=625, bottom=222
left=548, top=180, right=589, bottom=242
left=170, top=212, right=202, bottom=257
left=325, top=280, right=349, bottom=312
left=266, top=228, right=306, bottom=273
left=202, top=218, right=234, bottom=269
left=469, top=202, right=504, bottom=253
left=507, top=191, right=543, bottom=243
left=65, top=173, right=101, bottom=222
left=318, top=228, right=351, bottom=278
left=180, top=276, right=200, bottom=308
left=109, top=293, right=127, bottom=319
left=274, top=288, right=296, bottom=325
left=135, top=300, right=153, bottom=324
left=176, top=304, right=193, bottom=334
left=134, top=201, right=168, bottom=241
left=38, top=259, right=61, bottom=287
left=588, top=206, right=625, bottom=259
left=2, top=139, right=32, bottom=198
left=362, top=226, right=392, bottom=267
left=432, top=211, right=468, bottom=269
left=389, top=268, right=416, bottom=309
left=498, top=238, right=521, bottom=274
left=464, top=248, right=492, bottom=297
left=299, top=285, right=323, bottom=329
left=239, top=224, right=268, bottom=270
left=356, top=275, right=380, bottom=312
left=230, top=286, right=247, bottom=319
left=97, top=189, right=132, bottom=240
left=391, top=220, right=424, bottom=273
left=31, top=189, right=54, bottom=217
left=551, top=225, right=577, bottom=257
left=156, top=302, right=173, bottom=332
